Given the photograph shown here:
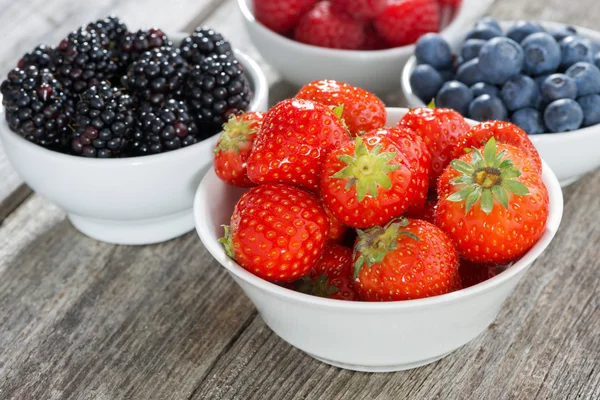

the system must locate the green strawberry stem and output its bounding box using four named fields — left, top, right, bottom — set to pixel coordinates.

left=332, top=136, right=400, bottom=202
left=447, top=137, right=530, bottom=215
left=353, top=218, right=419, bottom=279
left=214, top=113, right=258, bottom=155
left=296, top=275, right=339, bottom=298
left=219, top=225, right=236, bottom=259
